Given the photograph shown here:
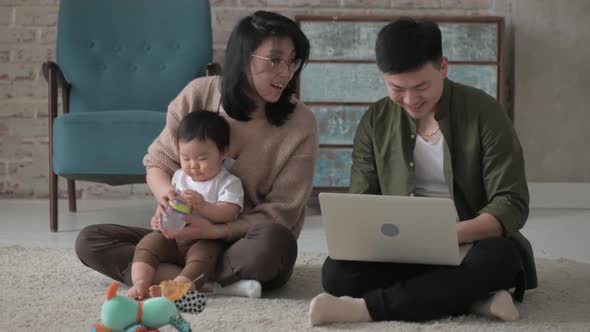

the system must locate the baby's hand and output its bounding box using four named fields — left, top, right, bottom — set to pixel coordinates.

left=184, top=190, right=206, bottom=210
